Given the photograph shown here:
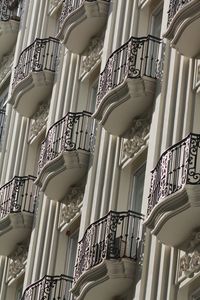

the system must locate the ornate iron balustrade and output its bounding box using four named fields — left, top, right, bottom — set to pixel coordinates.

left=0, top=175, right=37, bottom=218
left=58, top=0, right=110, bottom=31
left=74, top=210, right=144, bottom=283
left=0, top=108, right=5, bottom=143
left=12, top=37, right=60, bottom=90
left=167, top=0, right=191, bottom=26
left=0, top=0, right=19, bottom=21
left=38, top=111, right=94, bottom=175
left=96, top=35, right=161, bottom=106
left=147, top=133, right=200, bottom=215
left=21, top=274, right=73, bottom=300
